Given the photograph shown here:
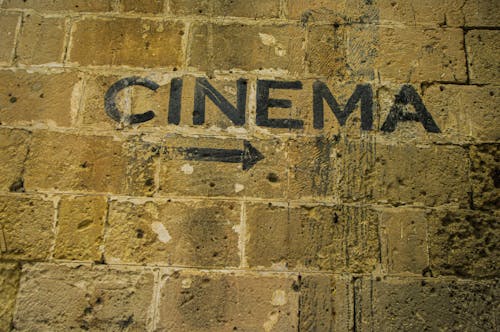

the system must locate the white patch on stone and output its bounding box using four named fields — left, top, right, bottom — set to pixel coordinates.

left=181, top=163, right=194, bottom=174
left=259, top=33, right=277, bottom=46
left=271, top=290, right=287, bottom=306
left=181, top=278, right=192, bottom=289
left=234, top=183, right=245, bottom=193
left=151, top=222, right=172, bottom=243
left=263, top=311, right=279, bottom=332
